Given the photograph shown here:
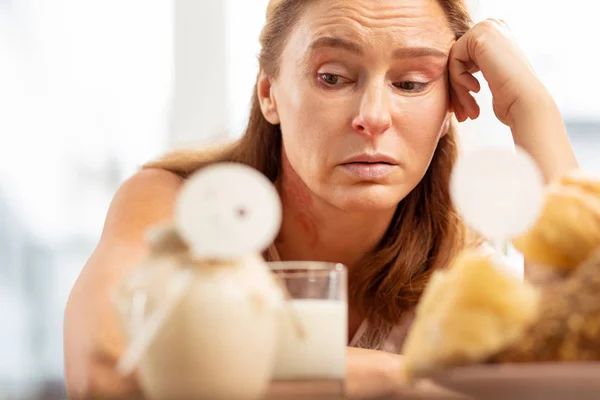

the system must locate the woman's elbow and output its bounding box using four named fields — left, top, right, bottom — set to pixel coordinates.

left=63, top=286, right=93, bottom=397
left=64, top=328, right=141, bottom=399
left=64, top=354, right=140, bottom=400
left=64, top=289, right=141, bottom=399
